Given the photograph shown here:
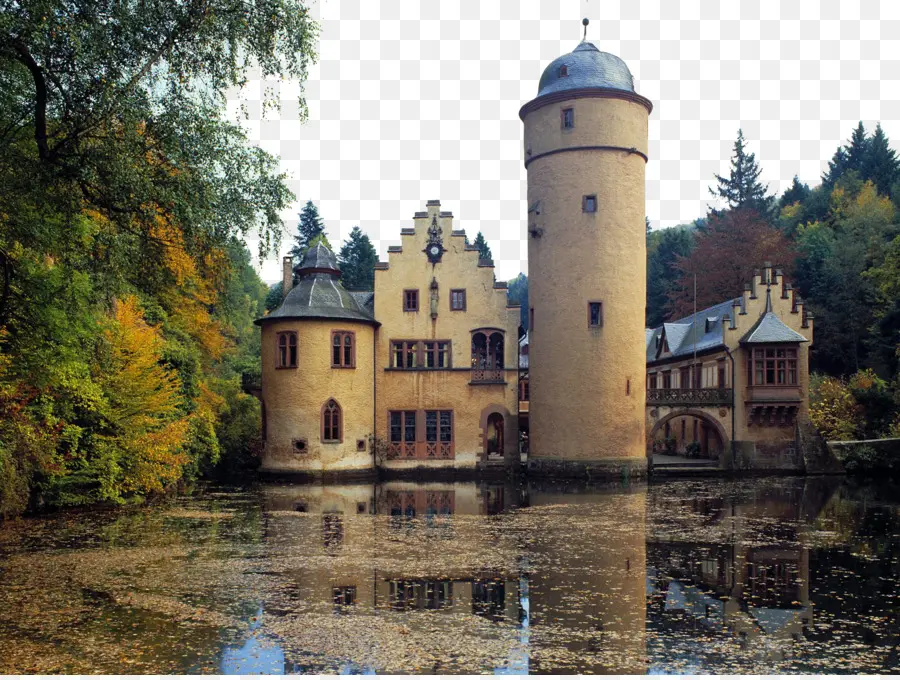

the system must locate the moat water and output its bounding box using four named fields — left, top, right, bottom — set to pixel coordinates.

left=2, top=477, right=899, bottom=674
